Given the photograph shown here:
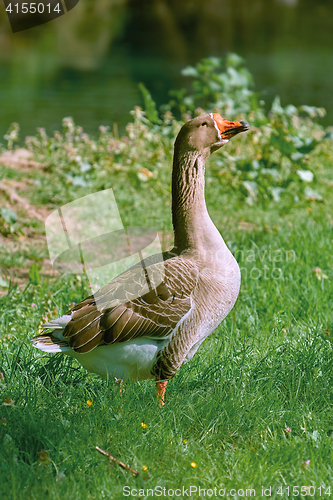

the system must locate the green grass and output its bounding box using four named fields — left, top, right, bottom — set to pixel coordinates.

left=1, top=214, right=333, bottom=499
left=1, top=62, right=333, bottom=497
